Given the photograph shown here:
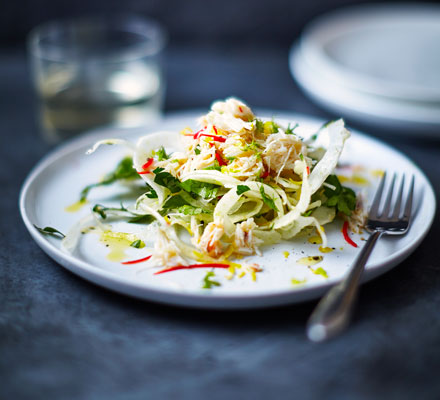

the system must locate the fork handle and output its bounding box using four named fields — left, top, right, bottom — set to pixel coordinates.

left=306, top=230, right=382, bottom=342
